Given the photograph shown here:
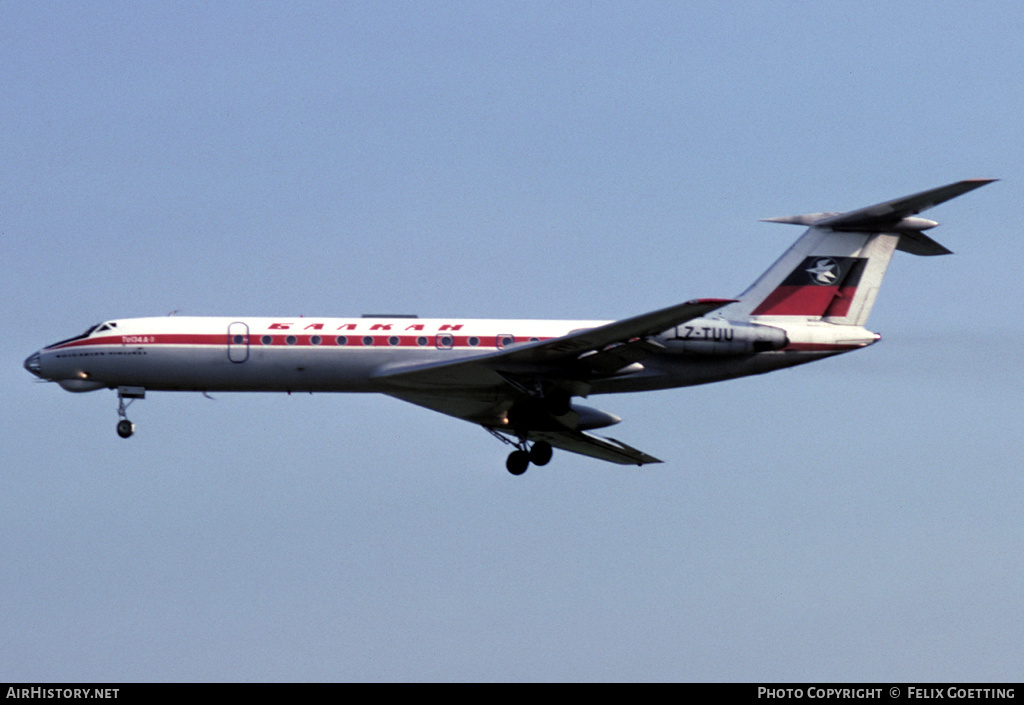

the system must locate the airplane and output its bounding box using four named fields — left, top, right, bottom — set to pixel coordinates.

left=24, top=179, right=994, bottom=475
